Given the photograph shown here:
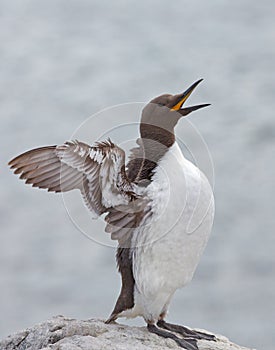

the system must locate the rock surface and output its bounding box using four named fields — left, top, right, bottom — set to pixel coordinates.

left=0, top=315, right=254, bottom=350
